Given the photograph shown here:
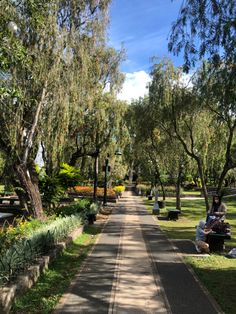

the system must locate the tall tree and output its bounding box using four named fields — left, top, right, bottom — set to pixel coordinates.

left=148, top=60, right=216, bottom=211
left=196, top=64, right=236, bottom=192
left=0, top=0, right=112, bottom=218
